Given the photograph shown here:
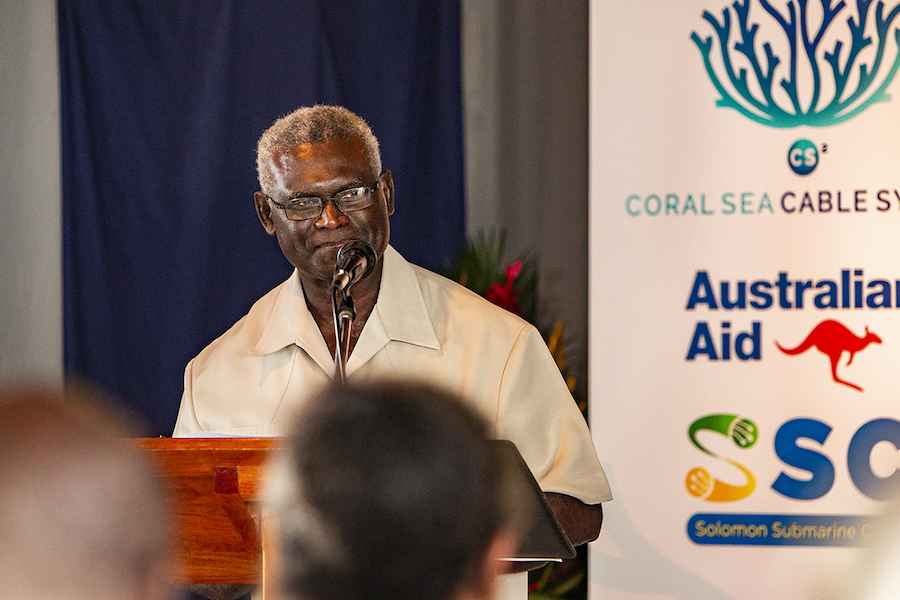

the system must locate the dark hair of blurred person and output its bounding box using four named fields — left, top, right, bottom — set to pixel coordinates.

left=265, top=380, right=516, bottom=600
